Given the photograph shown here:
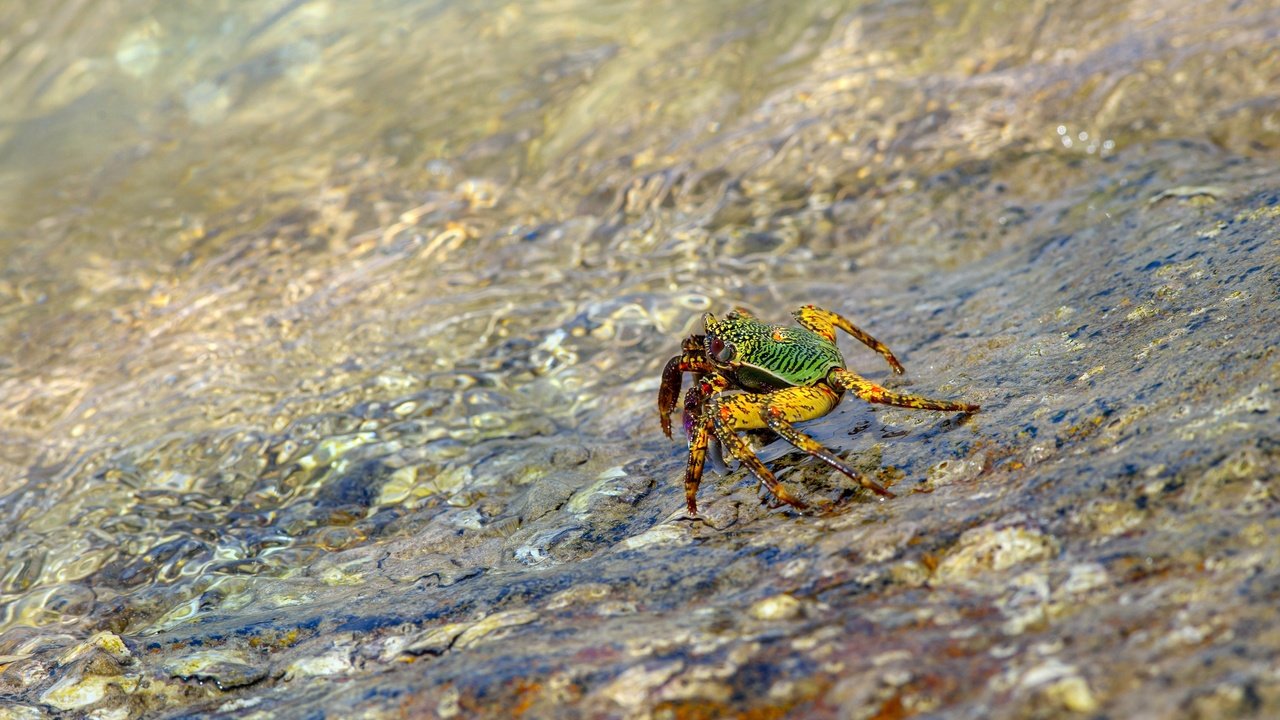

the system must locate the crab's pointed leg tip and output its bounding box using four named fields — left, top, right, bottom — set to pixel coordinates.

left=665, top=505, right=698, bottom=523
left=812, top=499, right=838, bottom=515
